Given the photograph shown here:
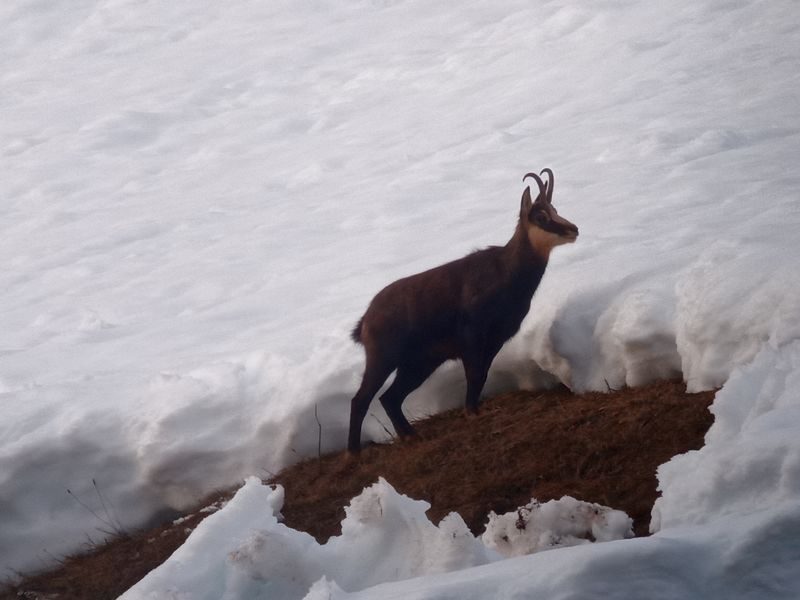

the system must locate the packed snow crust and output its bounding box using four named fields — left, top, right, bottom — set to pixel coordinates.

left=1, top=0, right=800, bottom=595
